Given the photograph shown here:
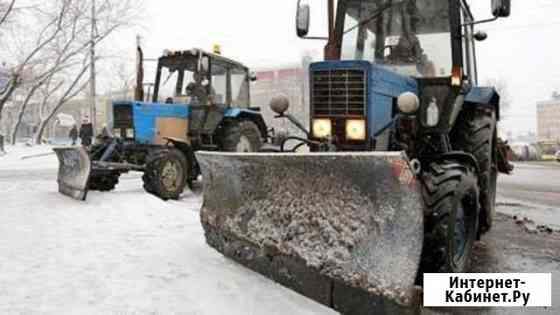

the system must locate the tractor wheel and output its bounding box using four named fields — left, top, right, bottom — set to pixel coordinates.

left=419, top=161, right=480, bottom=276
left=88, top=172, right=120, bottom=192
left=142, top=148, right=188, bottom=200
left=453, top=107, right=497, bottom=232
left=221, top=120, right=262, bottom=152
